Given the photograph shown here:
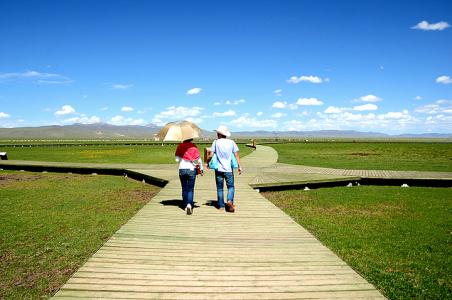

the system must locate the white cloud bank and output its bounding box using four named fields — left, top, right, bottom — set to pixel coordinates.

left=55, top=105, right=76, bottom=116
left=230, top=114, right=277, bottom=129
left=436, top=75, right=452, bottom=84
left=63, top=115, right=101, bottom=125
left=109, top=115, right=146, bottom=126
left=411, top=20, right=450, bottom=31
left=186, top=87, right=202, bottom=95
left=152, top=106, right=204, bottom=125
